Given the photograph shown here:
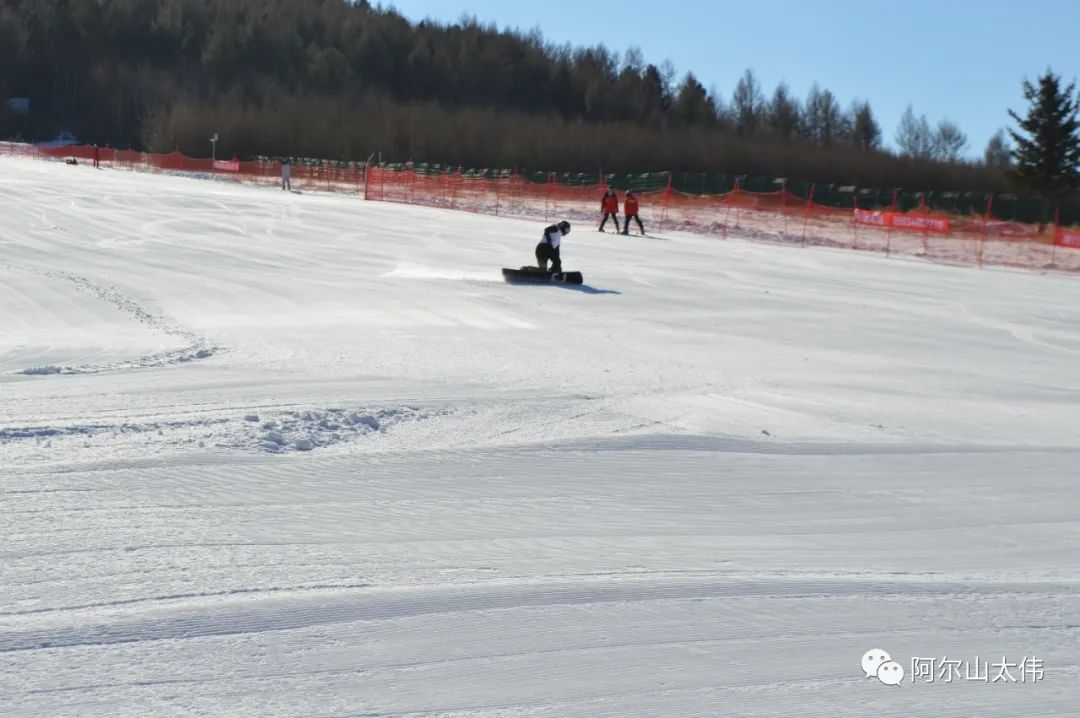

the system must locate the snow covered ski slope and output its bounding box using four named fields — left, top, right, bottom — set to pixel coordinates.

left=2, top=156, right=1079, bottom=717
